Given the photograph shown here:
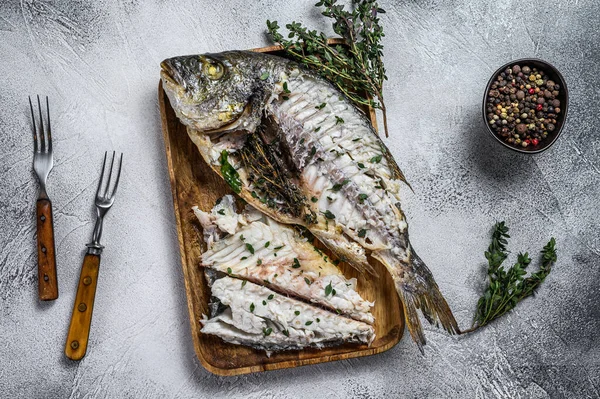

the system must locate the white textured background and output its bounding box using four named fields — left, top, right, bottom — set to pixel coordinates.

left=1, top=0, right=599, bottom=398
